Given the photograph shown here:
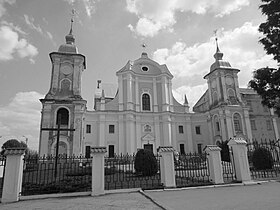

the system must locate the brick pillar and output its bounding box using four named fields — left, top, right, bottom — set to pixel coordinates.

left=91, top=147, right=107, bottom=196
left=228, top=137, right=251, bottom=182
left=159, top=146, right=176, bottom=188
left=1, top=148, right=25, bottom=203
left=205, top=145, right=224, bottom=184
